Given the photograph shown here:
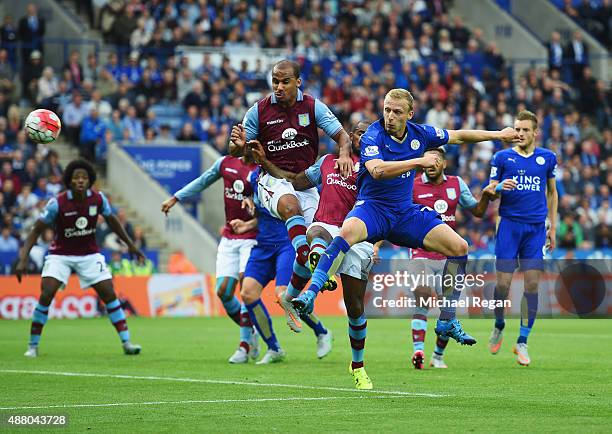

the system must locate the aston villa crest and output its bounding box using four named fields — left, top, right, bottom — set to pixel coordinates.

left=298, top=113, right=310, bottom=127
left=446, top=188, right=456, bottom=200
